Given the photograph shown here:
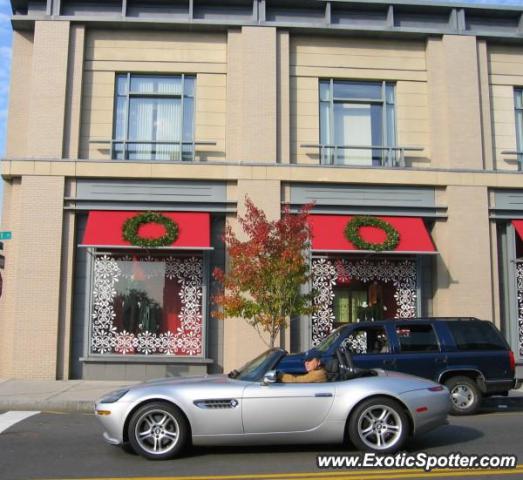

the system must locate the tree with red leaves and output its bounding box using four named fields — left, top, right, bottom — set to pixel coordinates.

left=212, top=198, right=314, bottom=348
